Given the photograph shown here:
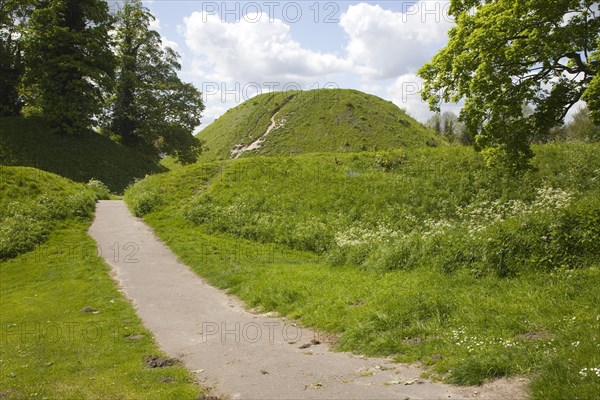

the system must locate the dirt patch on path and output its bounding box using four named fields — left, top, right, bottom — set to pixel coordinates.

left=89, top=200, right=529, bottom=399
